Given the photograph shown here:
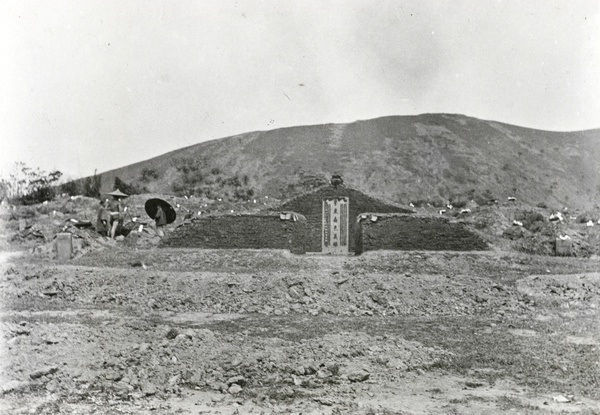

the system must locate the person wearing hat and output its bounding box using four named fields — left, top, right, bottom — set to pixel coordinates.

left=106, top=189, right=128, bottom=239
